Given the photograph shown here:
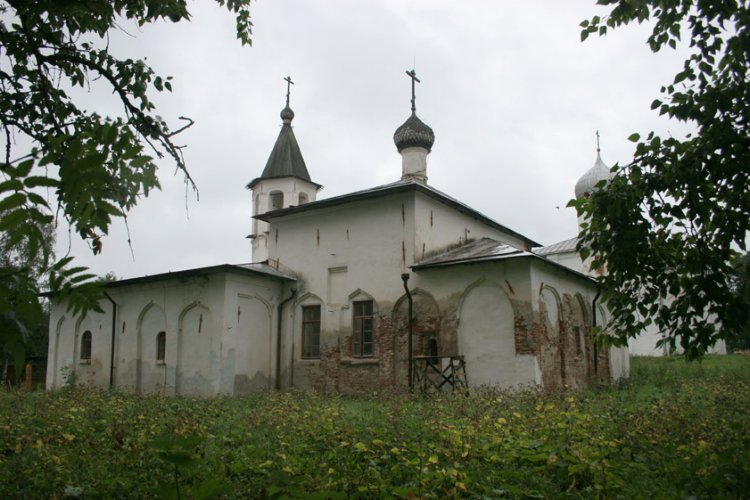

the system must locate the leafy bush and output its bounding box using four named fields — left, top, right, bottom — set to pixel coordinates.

left=0, top=356, right=748, bottom=497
